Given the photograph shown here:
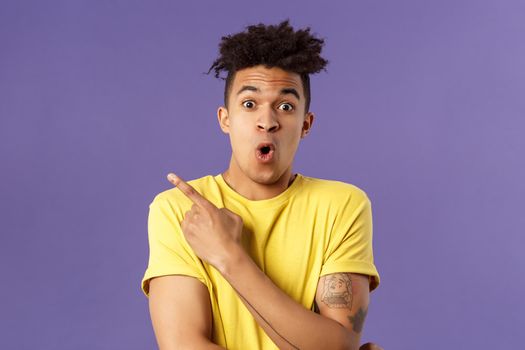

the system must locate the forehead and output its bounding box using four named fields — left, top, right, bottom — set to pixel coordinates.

left=231, top=65, right=303, bottom=94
